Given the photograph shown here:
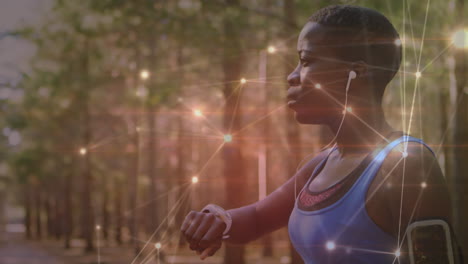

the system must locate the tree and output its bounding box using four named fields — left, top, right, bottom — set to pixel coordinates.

left=222, top=0, right=247, bottom=263
left=282, top=1, right=304, bottom=263
left=451, top=0, right=468, bottom=256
